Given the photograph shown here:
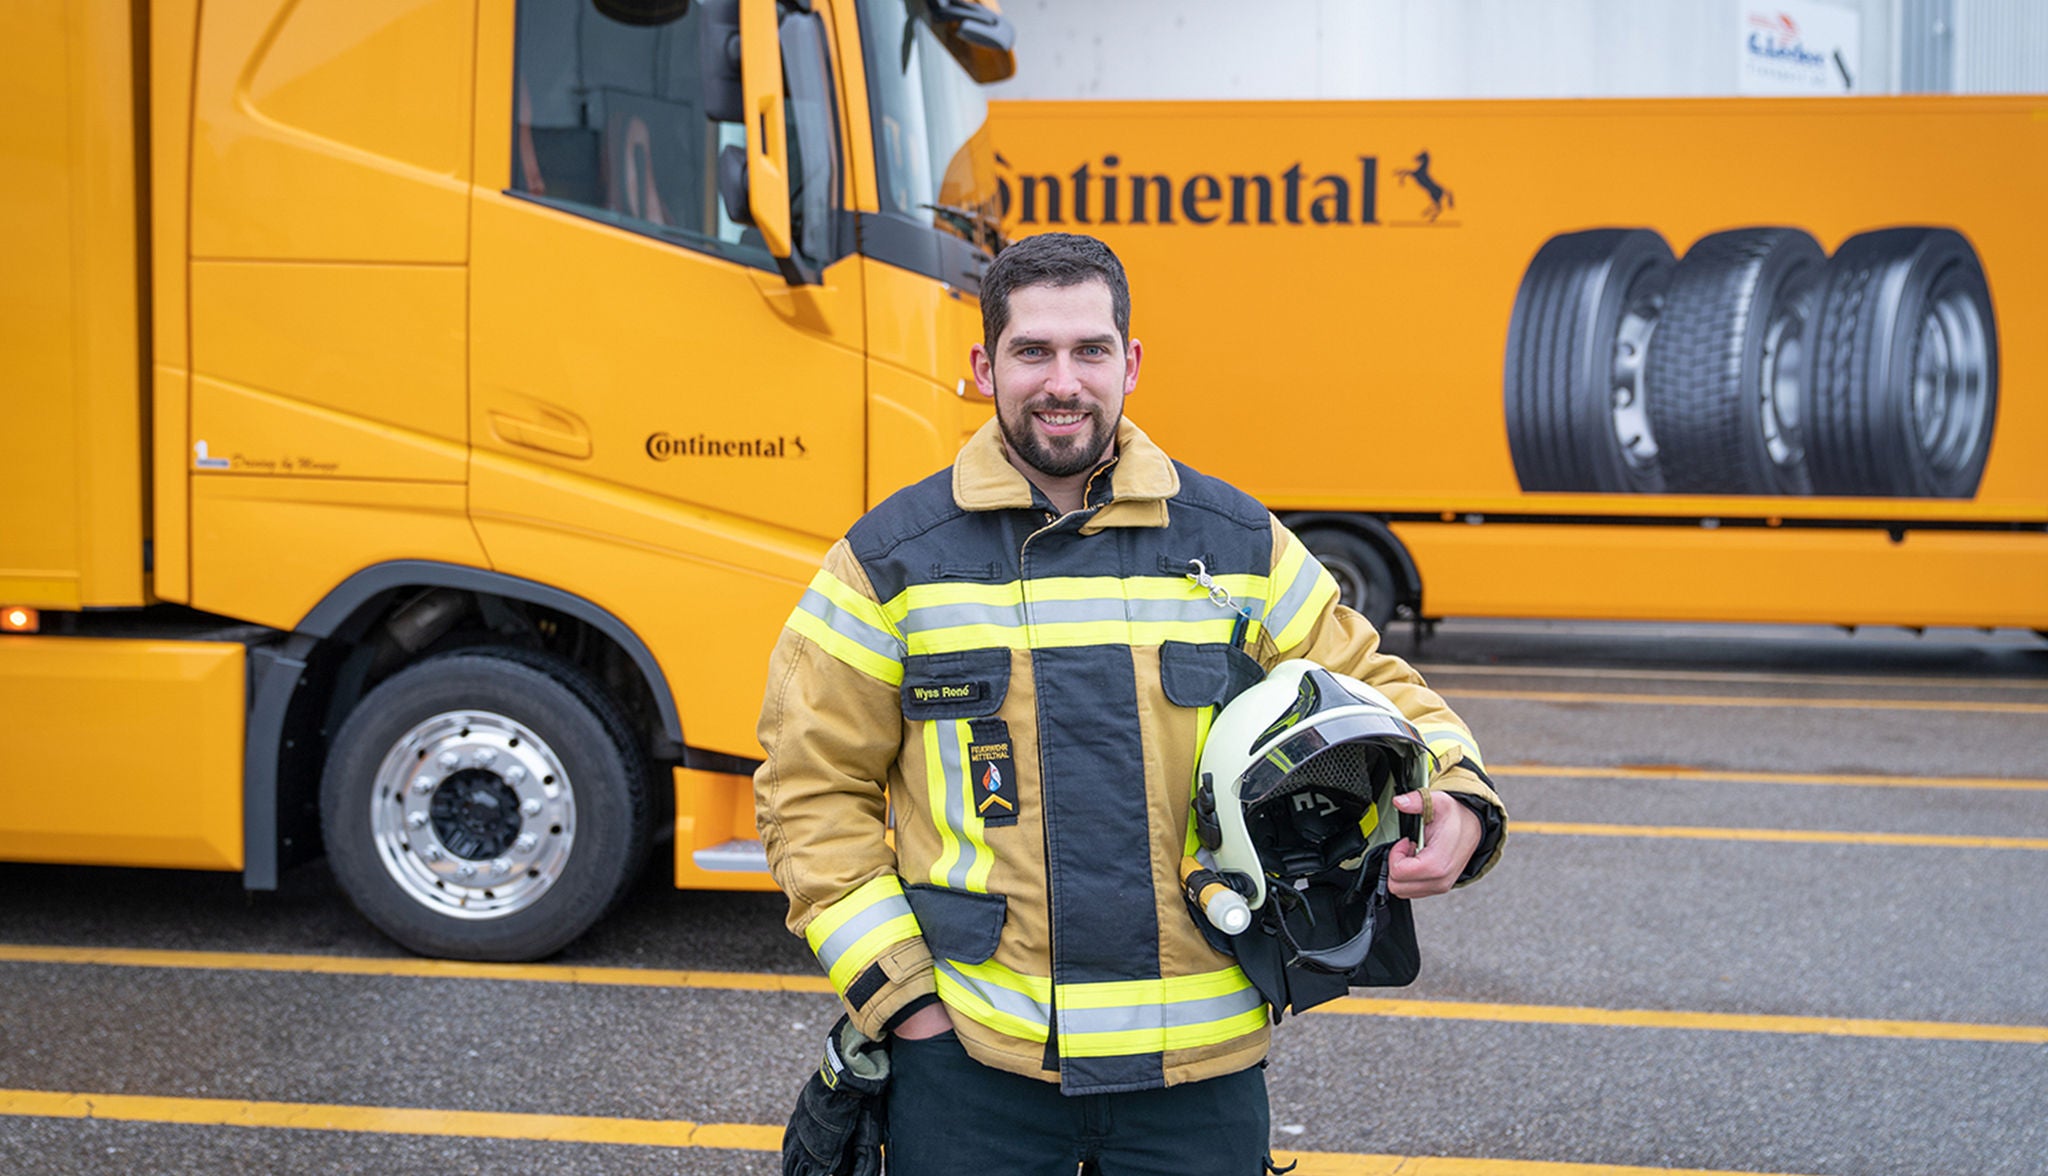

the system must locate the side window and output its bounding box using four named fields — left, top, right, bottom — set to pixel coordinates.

left=512, top=0, right=841, bottom=269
